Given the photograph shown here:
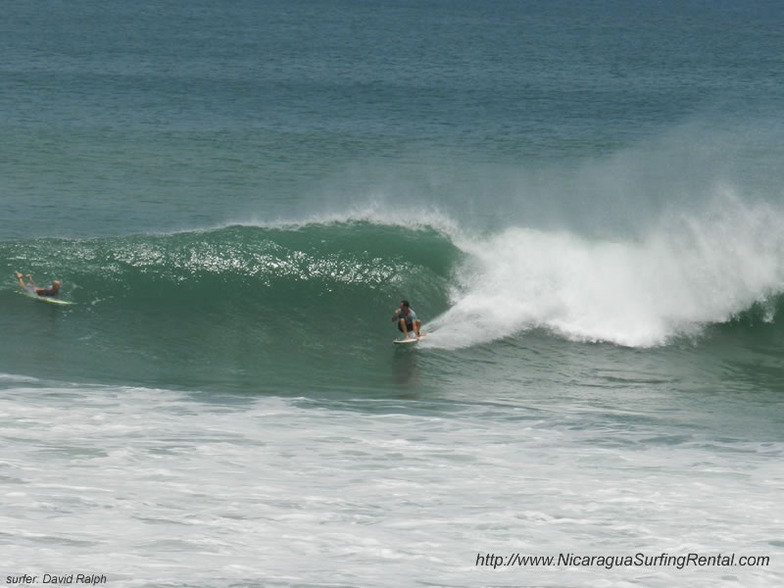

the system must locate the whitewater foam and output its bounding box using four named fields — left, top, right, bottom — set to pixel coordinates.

left=425, top=192, right=784, bottom=348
